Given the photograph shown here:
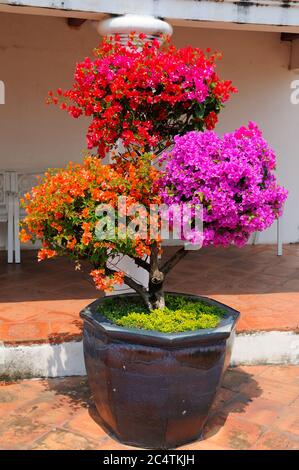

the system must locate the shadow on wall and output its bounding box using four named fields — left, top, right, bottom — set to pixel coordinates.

left=44, top=340, right=86, bottom=378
